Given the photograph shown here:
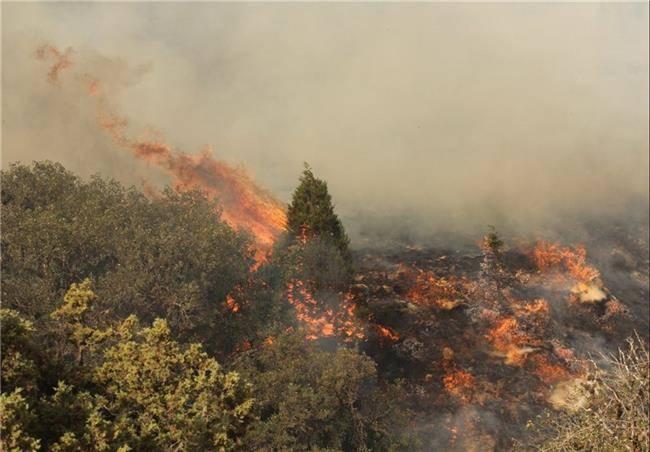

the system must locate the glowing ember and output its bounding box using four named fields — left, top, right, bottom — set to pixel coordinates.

left=286, top=280, right=364, bottom=342
left=225, top=294, right=240, bottom=313
left=529, top=355, right=573, bottom=385
left=405, top=268, right=468, bottom=309
left=443, top=369, right=476, bottom=401
left=376, top=324, right=400, bottom=341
